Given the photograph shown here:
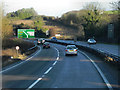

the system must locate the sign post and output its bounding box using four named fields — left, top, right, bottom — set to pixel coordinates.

left=108, top=23, right=114, bottom=39
left=46, top=30, right=49, bottom=37
left=18, top=29, right=35, bottom=38
left=74, top=37, right=77, bottom=42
